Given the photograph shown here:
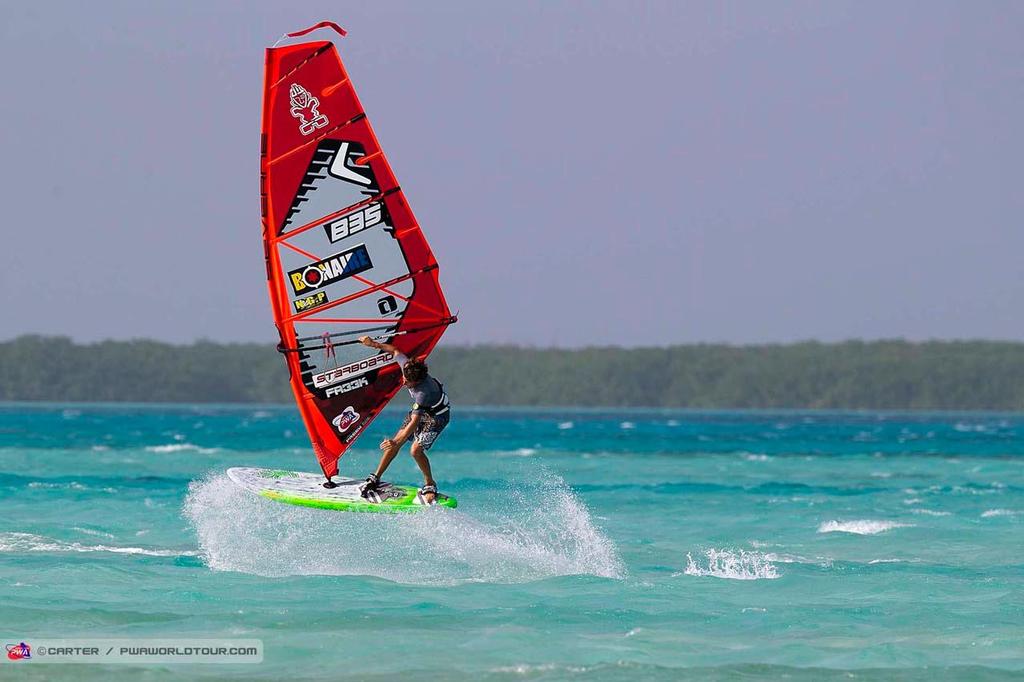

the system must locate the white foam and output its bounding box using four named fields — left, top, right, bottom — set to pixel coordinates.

left=0, top=532, right=195, bottom=558
left=817, top=520, right=911, bottom=535
left=72, top=527, right=116, bottom=539
left=682, top=549, right=780, bottom=580
left=763, top=552, right=833, bottom=568
left=619, top=421, right=635, bottom=429
left=29, top=481, right=89, bottom=490
left=981, top=509, right=1021, bottom=518
left=954, top=422, right=989, bottom=433
left=557, top=421, right=574, bottom=430
left=911, top=509, right=951, bottom=517
left=184, top=468, right=625, bottom=585
left=742, top=453, right=771, bottom=462
left=145, top=443, right=220, bottom=454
